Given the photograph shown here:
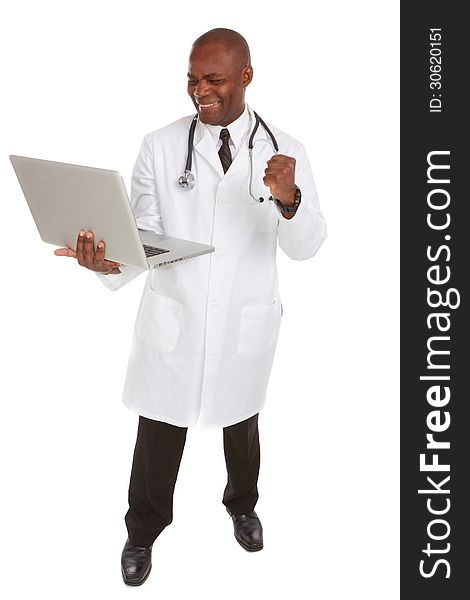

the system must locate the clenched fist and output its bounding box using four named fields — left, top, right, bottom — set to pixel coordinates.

left=263, top=154, right=296, bottom=205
